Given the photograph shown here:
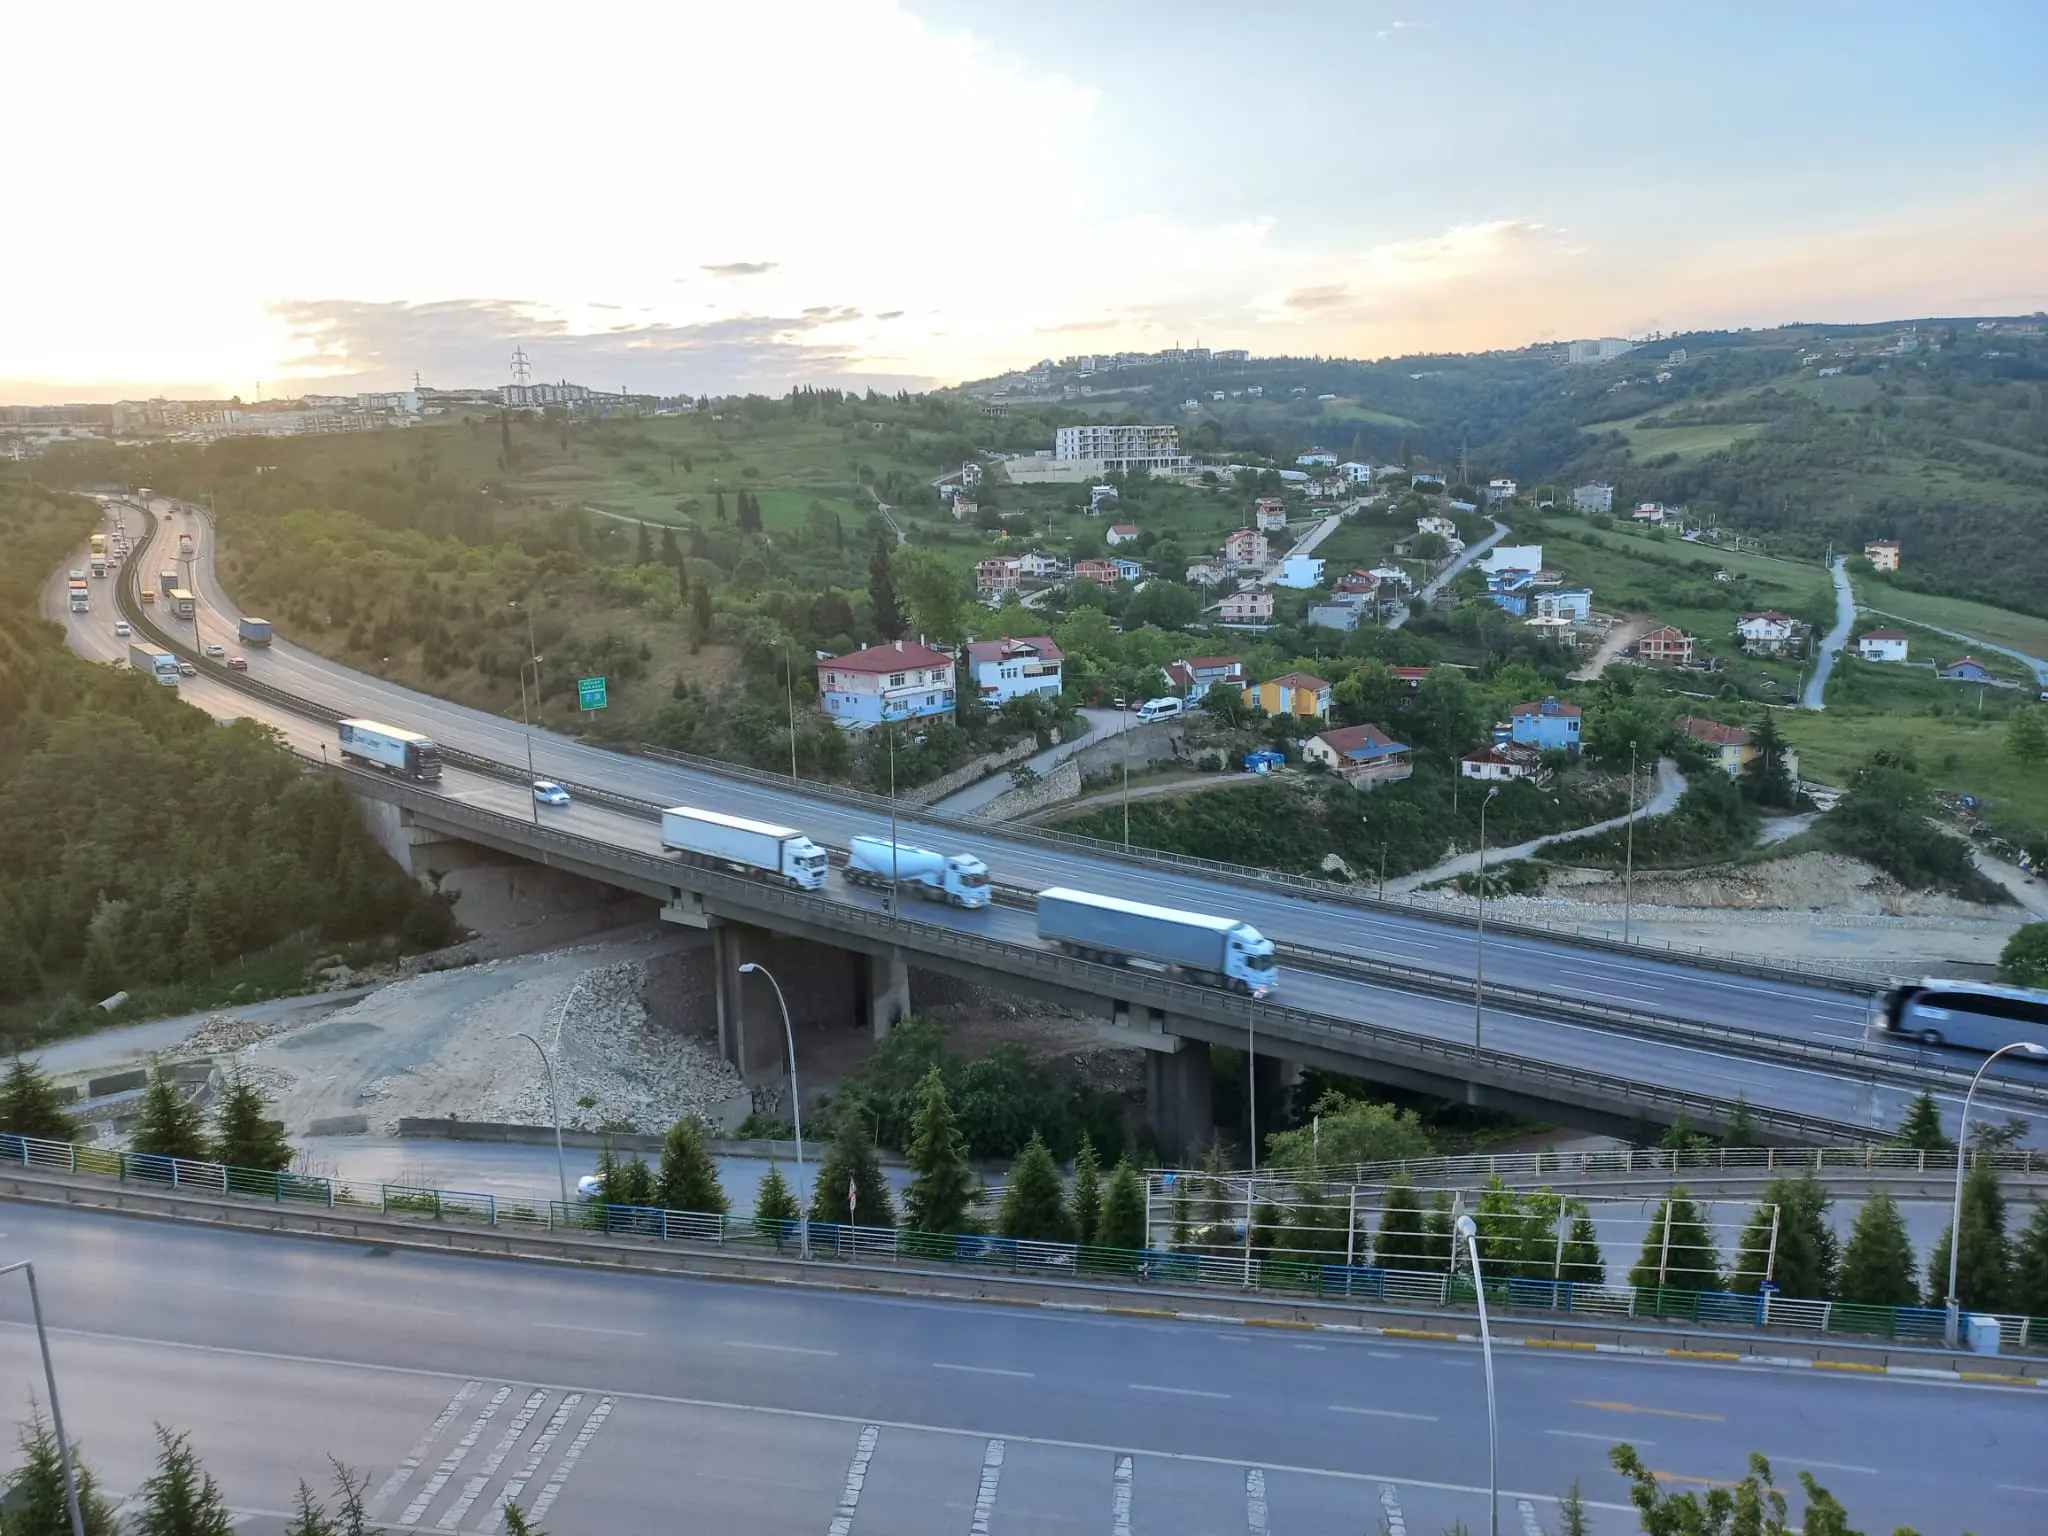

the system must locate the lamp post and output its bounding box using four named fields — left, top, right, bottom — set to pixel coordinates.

left=0, top=1261, right=86, bottom=1536
left=1944, top=1041, right=2048, bottom=1344
left=517, top=644, right=545, bottom=826
left=1120, top=690, right=1132, bottom=852
left=1623, top=738, right=1639, bottom=943
left=1453, top=1216, right=1500, bottom=1536
left=887, top=724, right=900, bottom=915
left=510, top=1032, right=567, bottom=1207
left=739, top=962, right=810, bottom=1259
left=1472, top=785, right=1499, bottom=1059
left=784, top=643, right=799, bottom=781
